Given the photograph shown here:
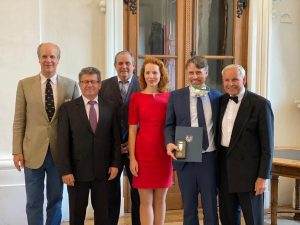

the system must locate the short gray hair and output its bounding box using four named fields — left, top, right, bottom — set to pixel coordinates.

left=37, top=43, right=61, bottom=59
left=78, top=67, right=101, bottom=81
left=221, top=64, right=245, bottom=78
left=114, top=50, right=135, bottom=65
